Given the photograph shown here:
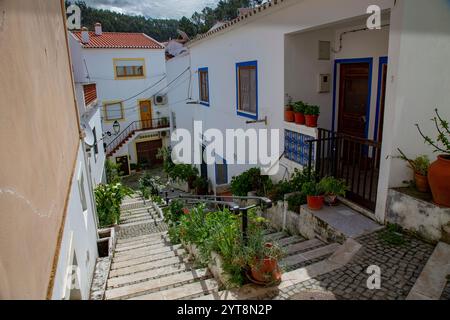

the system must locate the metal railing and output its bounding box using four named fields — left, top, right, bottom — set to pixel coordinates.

left=106, top=118, right=169, bottom=154
left=161, top=192, right=272, bottom=244
left=307, top=128, right=382, bottom=211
